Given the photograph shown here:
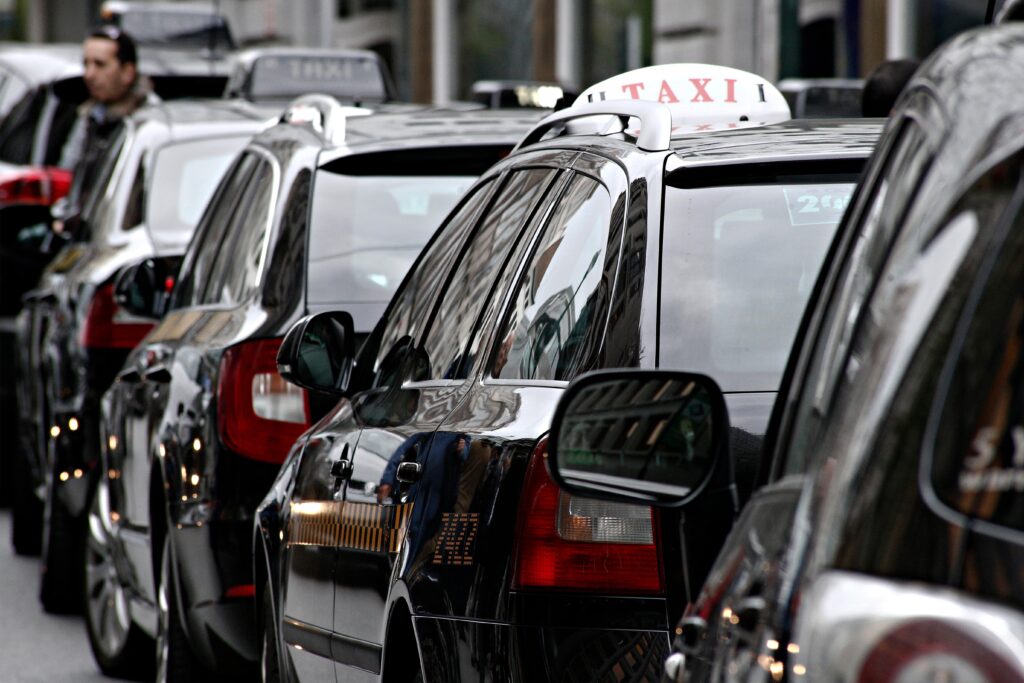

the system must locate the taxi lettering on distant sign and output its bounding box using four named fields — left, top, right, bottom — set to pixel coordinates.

left=575, top=64, right=792, bottom=131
